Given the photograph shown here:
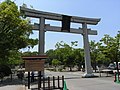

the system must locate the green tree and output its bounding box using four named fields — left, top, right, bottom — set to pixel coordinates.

left=116, top=32, right=120, bottom=60
left=89, top=40, right=100, bottom=72
left=55, top=41, right=78, bottom=71
left=52, top=59, right=61, bottom=71
left=73, top=48, right=84, bottom=71
left=22, top=51, right=39, bottom=56
left=0, top=0, right=38, bottom=65
left=46, top=49, right=55, bottom=65
left=100, top=34, right=113, bottom=45
left=100, top=34, right=117, bottom=65
left=8, top=50, right=22, bottom=66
